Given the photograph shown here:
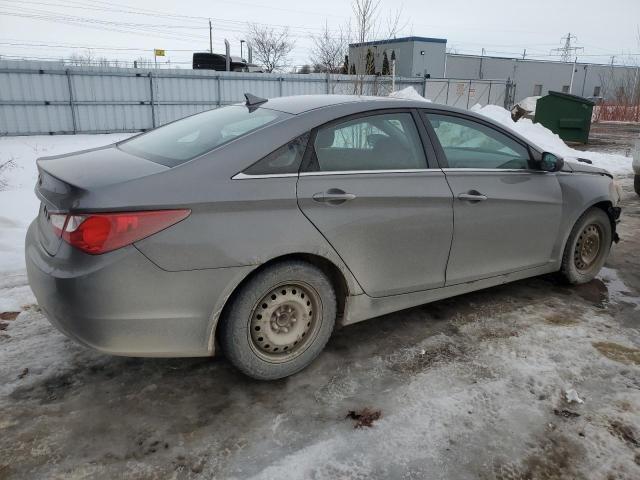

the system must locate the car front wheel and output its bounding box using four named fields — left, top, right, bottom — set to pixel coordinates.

left=218, top=260, right=336, bottom=380
left=560, top=207, right=612, bottom=284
